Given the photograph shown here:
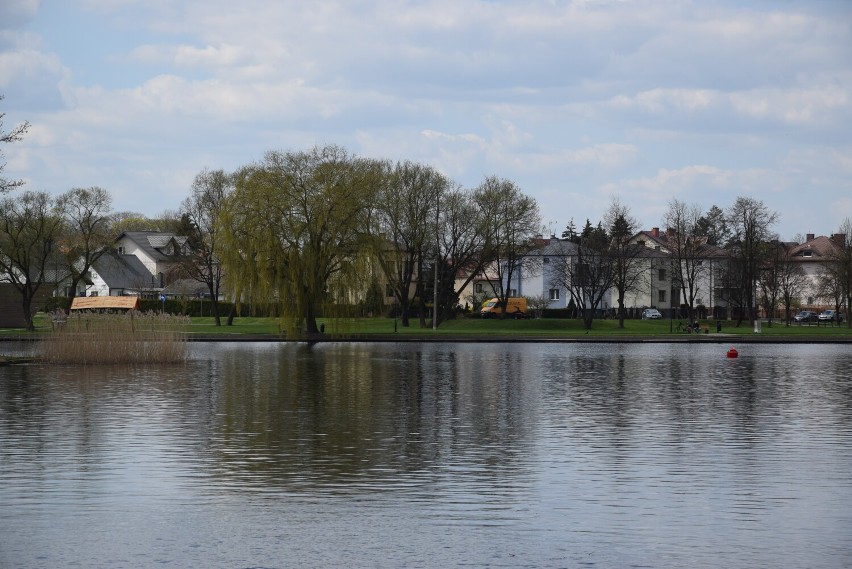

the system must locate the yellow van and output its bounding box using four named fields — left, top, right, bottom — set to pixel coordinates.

left=480, top=297, right=527, bottom=319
